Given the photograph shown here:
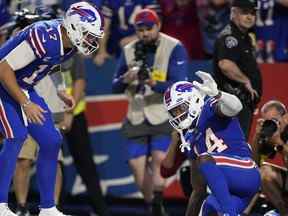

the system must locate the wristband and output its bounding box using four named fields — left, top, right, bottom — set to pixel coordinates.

left=21, top=100, right=31, bottom=108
